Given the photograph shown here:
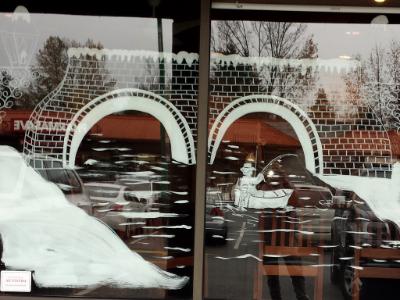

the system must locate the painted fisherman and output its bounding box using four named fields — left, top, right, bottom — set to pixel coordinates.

left=234, top=162, right=264, bottom=210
